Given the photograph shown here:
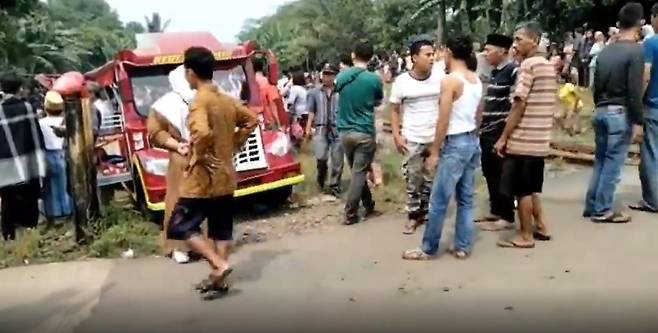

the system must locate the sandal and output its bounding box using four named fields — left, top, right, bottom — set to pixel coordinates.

left=591, top=212, right=631, bottom=223
left=401, top=248, right=435, bottom=261
left=403, top=220, right=421, bottom=235
left=474, top=215, right=498, bottom=223
left=497, top=239, right=535, bottom=249
left=533, top=230, right=552, bottom=241
left=448, top=248, right=470, bottom=260
left=194, top=276, right=229, bottom=293
left=209, top=267, right=234, bottom=290
left=628, top=202, right=658, bottom=213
